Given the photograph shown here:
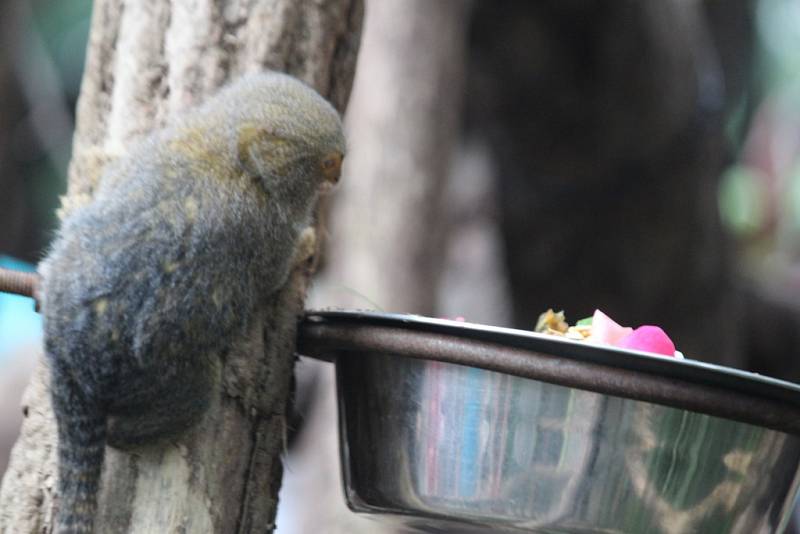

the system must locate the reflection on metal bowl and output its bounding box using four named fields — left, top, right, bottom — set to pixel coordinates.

left=297, top=311, right=800, bottom=533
